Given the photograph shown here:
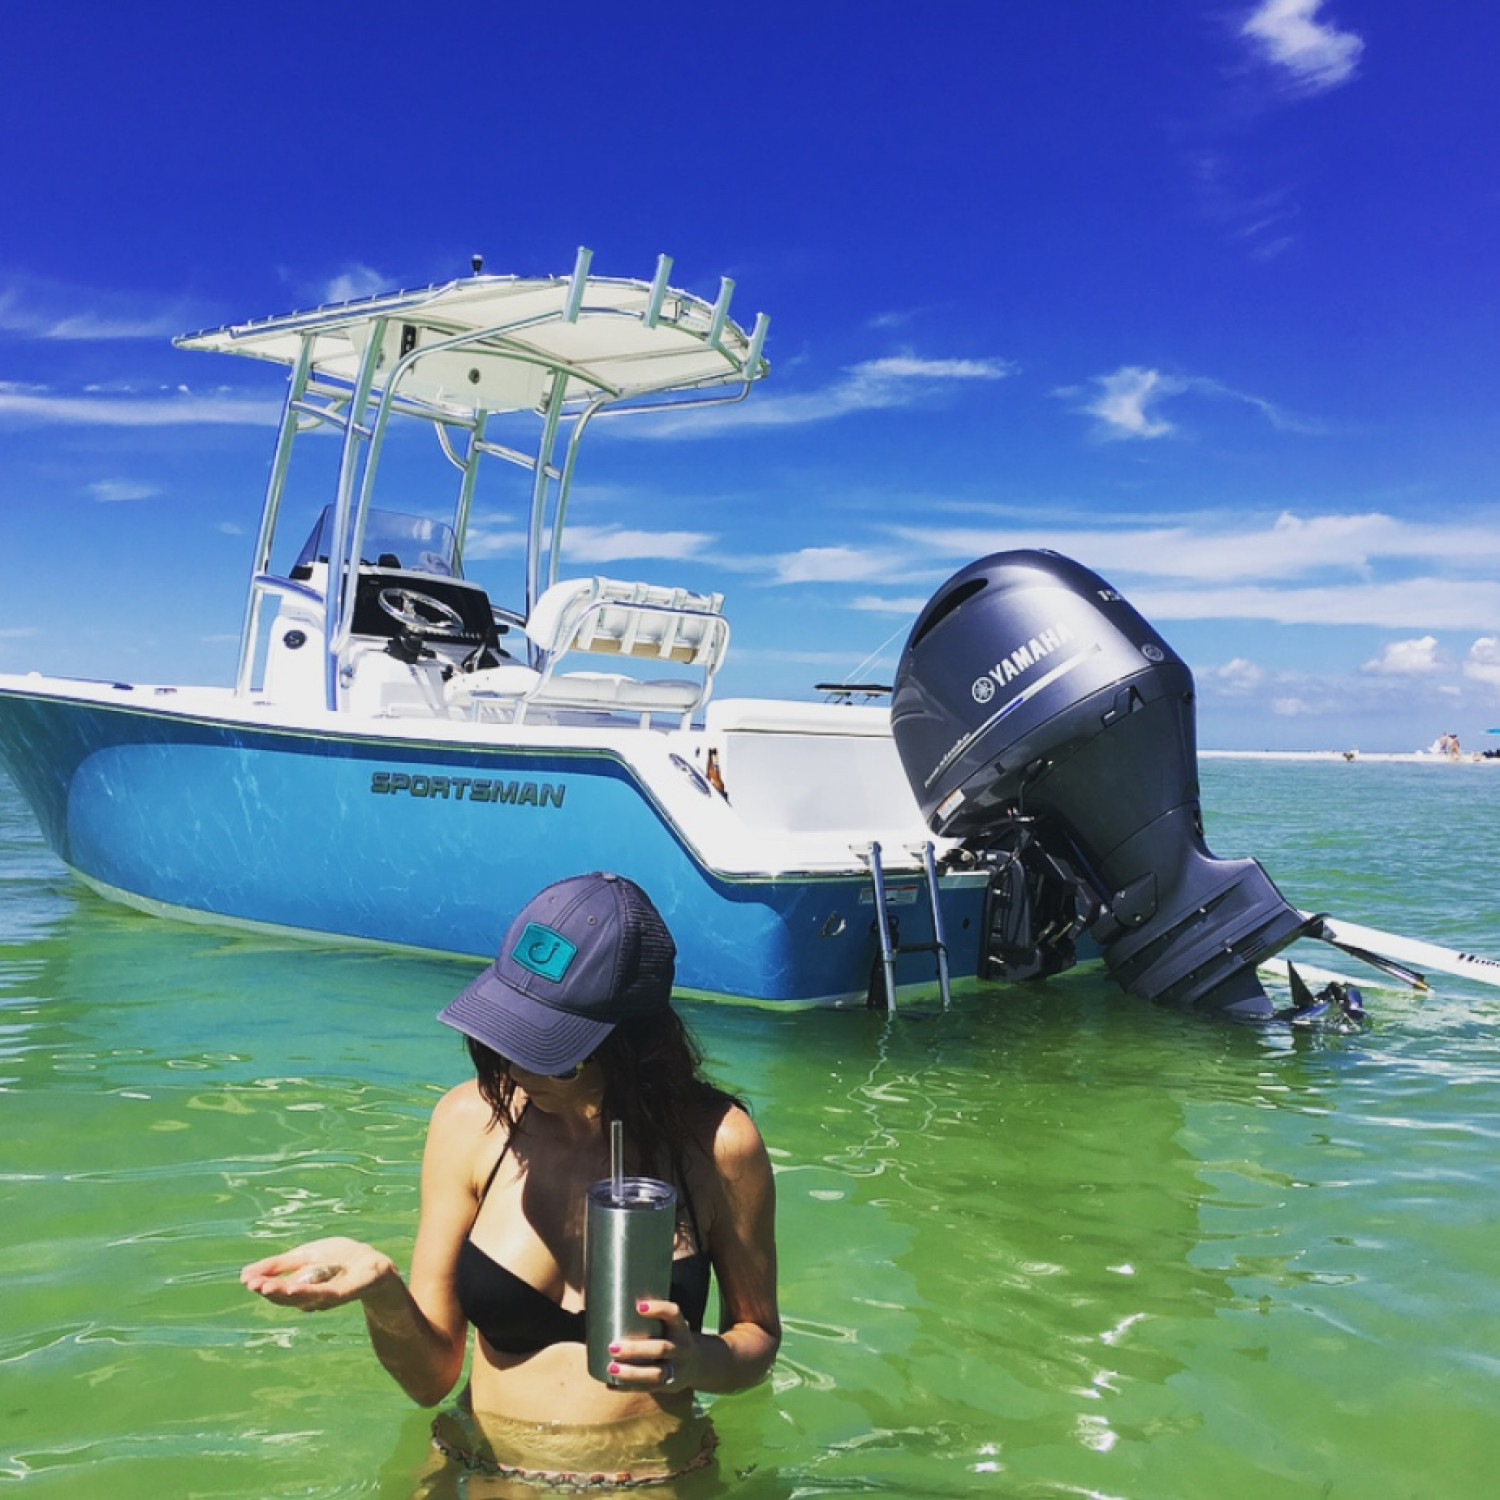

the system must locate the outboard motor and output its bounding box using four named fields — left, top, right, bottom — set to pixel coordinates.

left=890, top=550, right=1317, bottom=1018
